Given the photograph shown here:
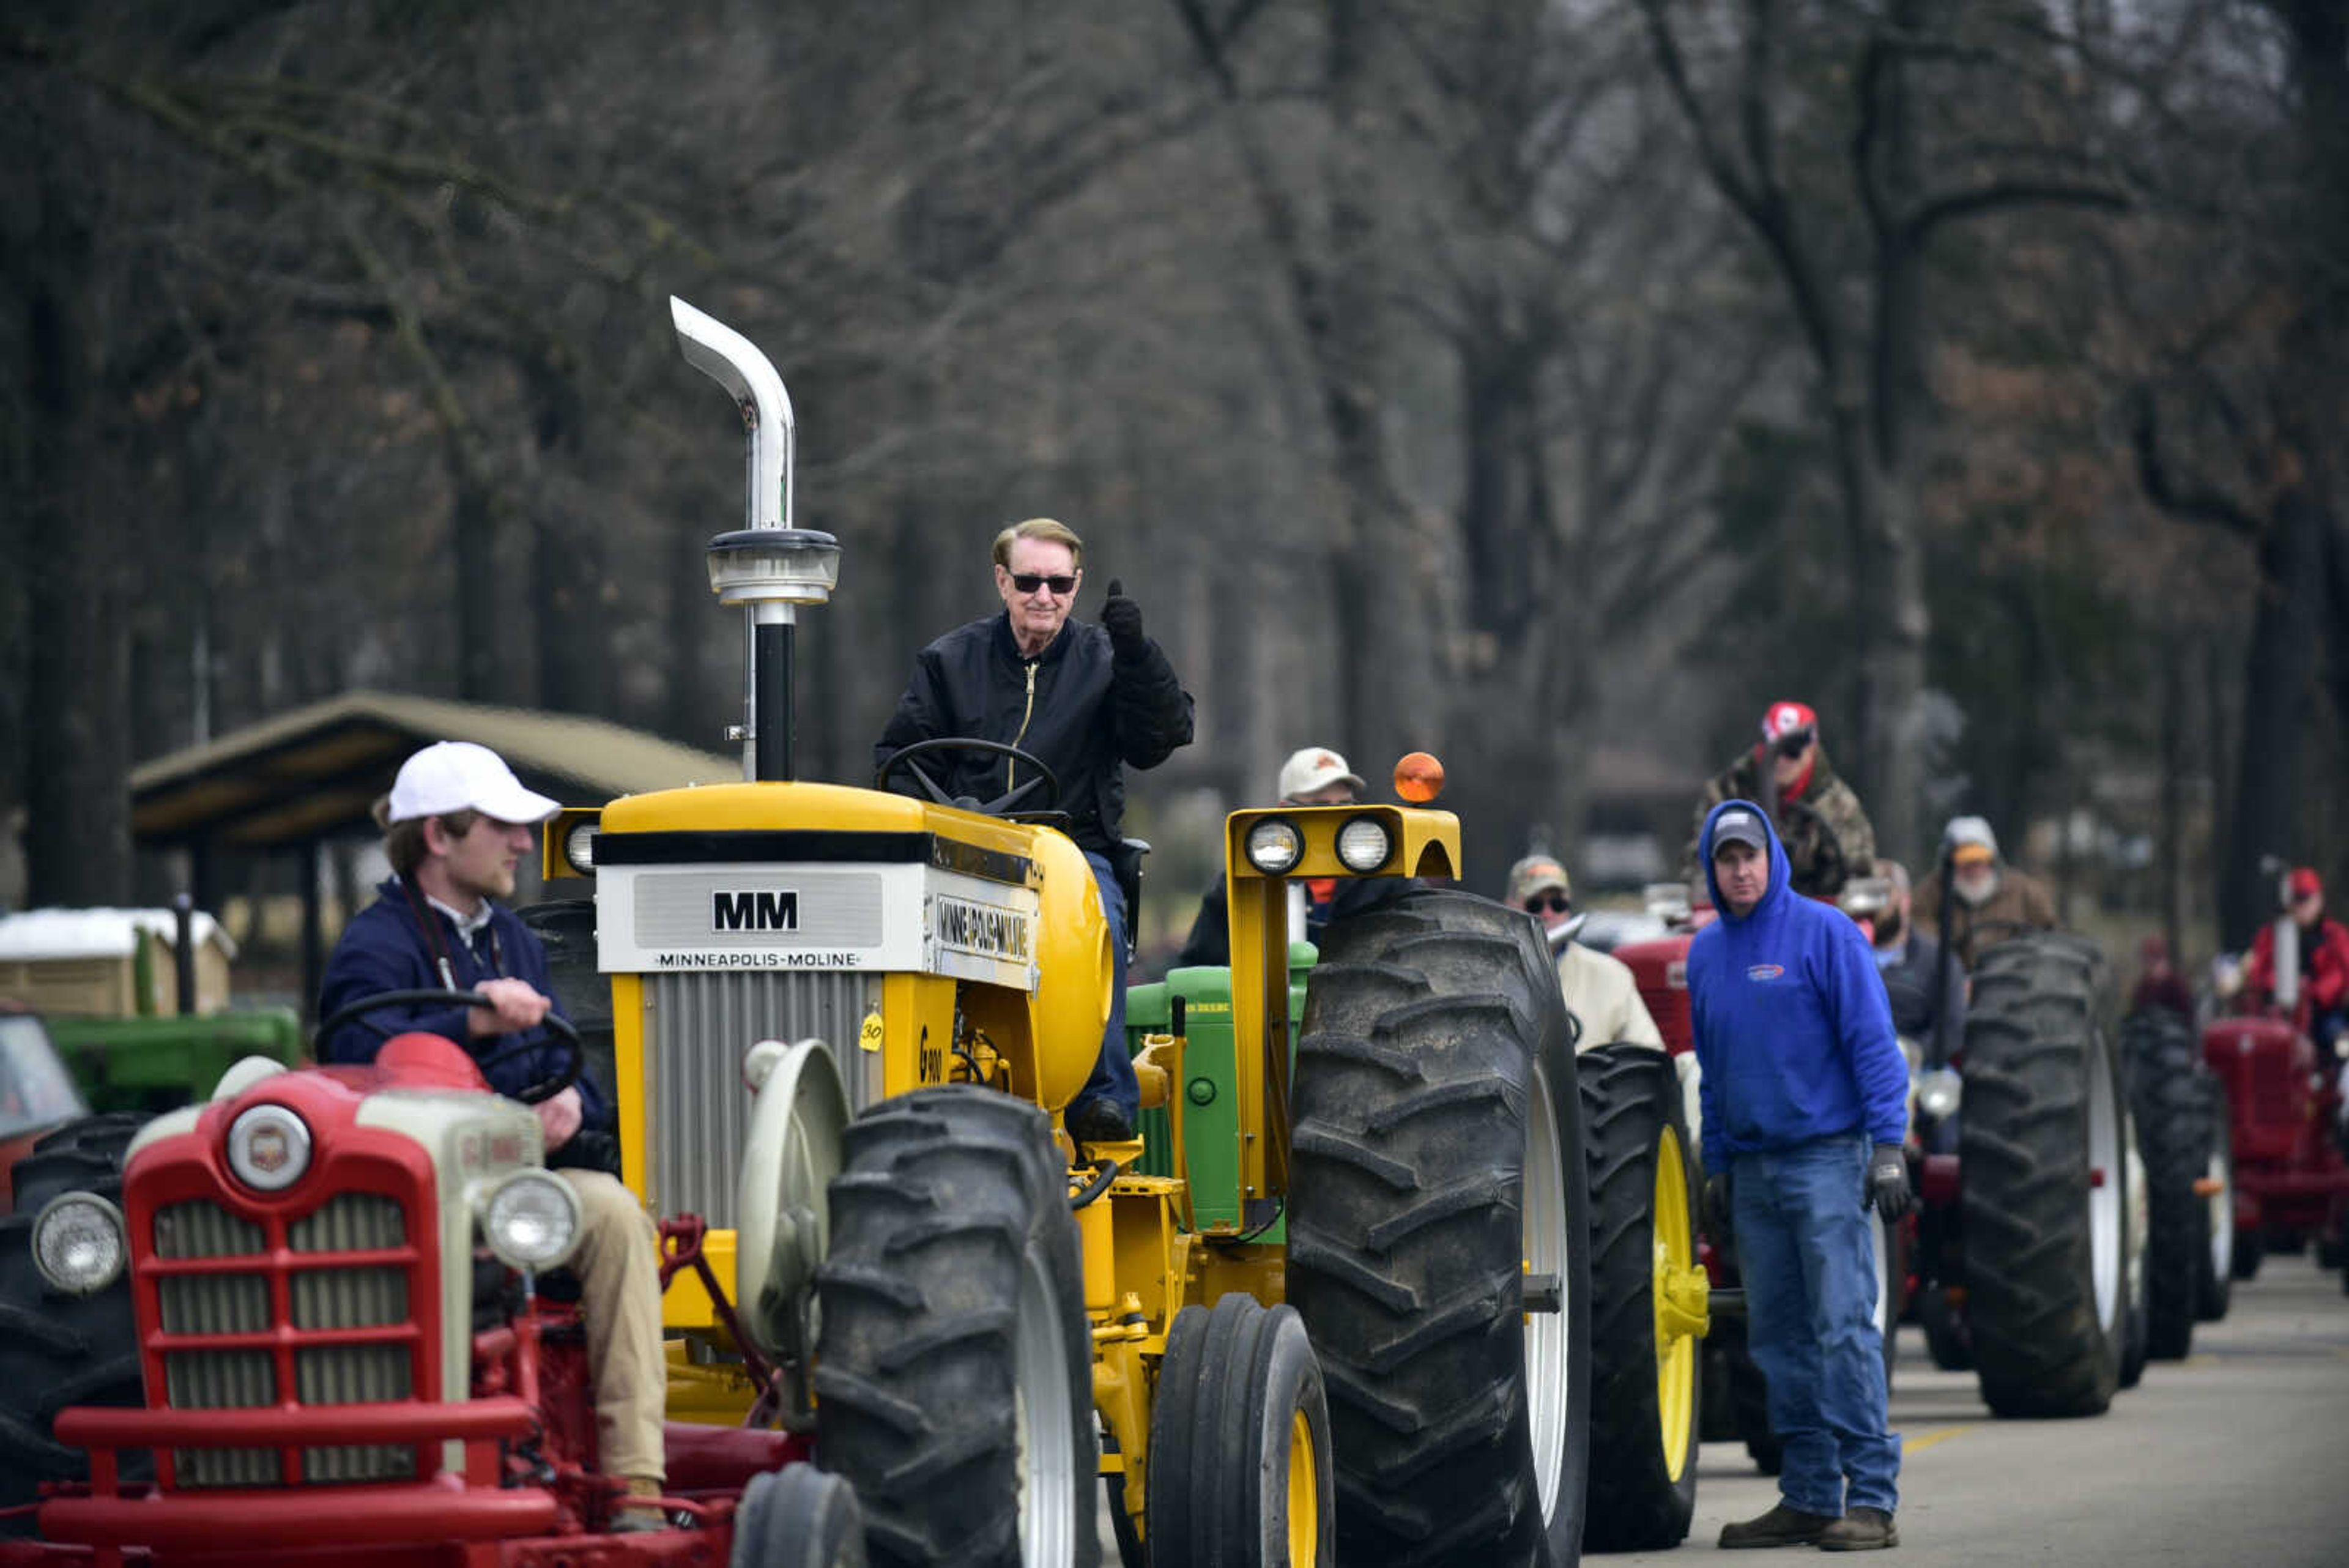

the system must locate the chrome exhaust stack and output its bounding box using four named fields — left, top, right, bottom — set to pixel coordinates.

left=670, top=295, right=839, bottom=782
